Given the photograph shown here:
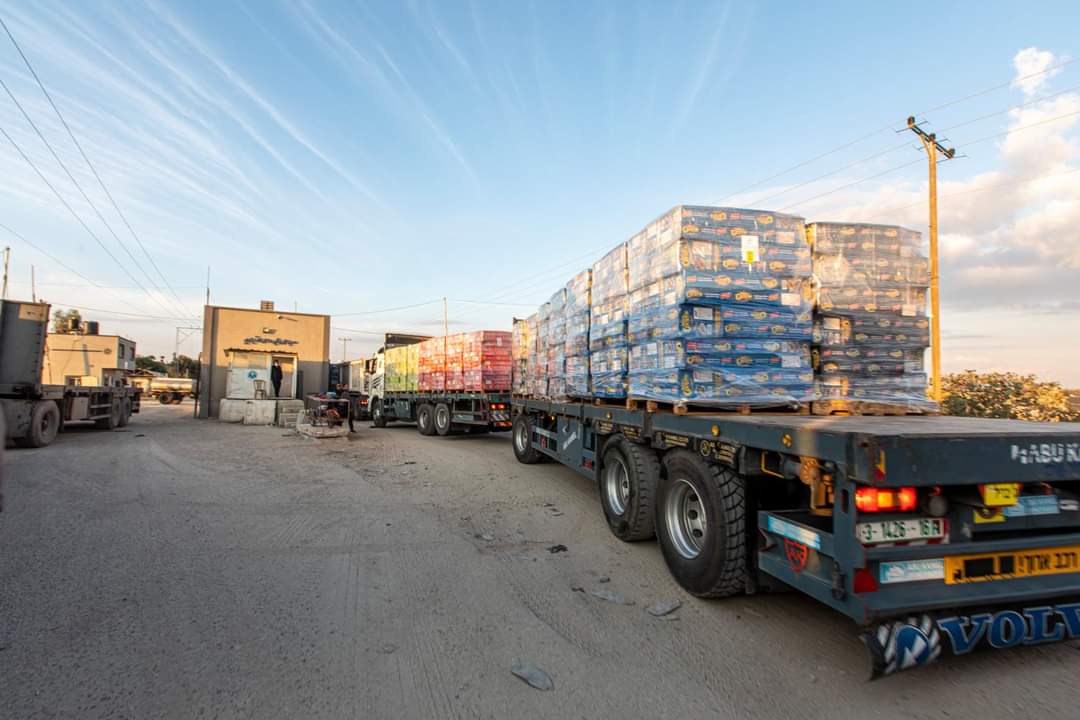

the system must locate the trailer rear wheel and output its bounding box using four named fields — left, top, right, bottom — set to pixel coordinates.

left=417, top=404, right=436, bottom=436
left=27, top=401, right=61, bottom=448
left=512, top=414, right=542, bottom=464
left=657, top=450, right=747, bottom=598
left=434, top=403, right=452, bottom=436
left=158, top=392, right=173, bottom=404
left=371, top=399, right=387, bottom=428
left=95, top=399, right=121, bottom=430
left=599, top=435, right=659, bottom=541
